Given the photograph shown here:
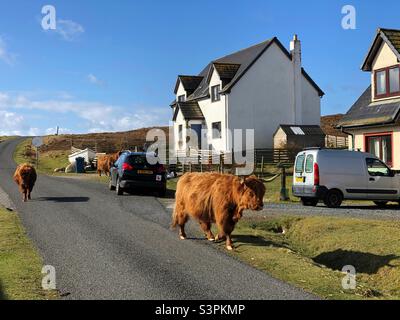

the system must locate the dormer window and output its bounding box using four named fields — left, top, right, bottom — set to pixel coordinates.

left=178, top=95, right=186, bottom=102
left=374, top=65, right=400, bottom=99
left=211, top=85, right=221, bottom=102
